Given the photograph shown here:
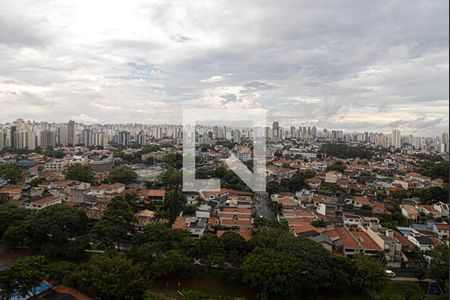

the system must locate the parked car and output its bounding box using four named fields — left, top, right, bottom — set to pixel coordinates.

left=385, top=270, right=396, bottom=277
